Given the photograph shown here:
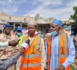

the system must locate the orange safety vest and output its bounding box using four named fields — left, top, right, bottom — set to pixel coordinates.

left=46, top=34, right=70, bottom=70
left=20, top=35, right=41, bottom=70
left=46, top=36, right=52, bottom=70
